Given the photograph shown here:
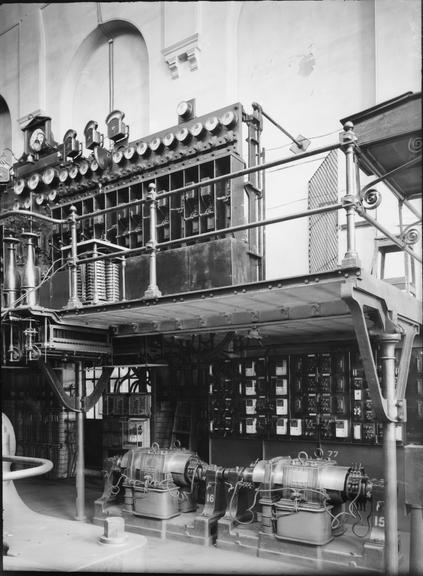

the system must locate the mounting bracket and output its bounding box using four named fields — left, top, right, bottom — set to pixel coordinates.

left=341, top=282, right=419, bottom=422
